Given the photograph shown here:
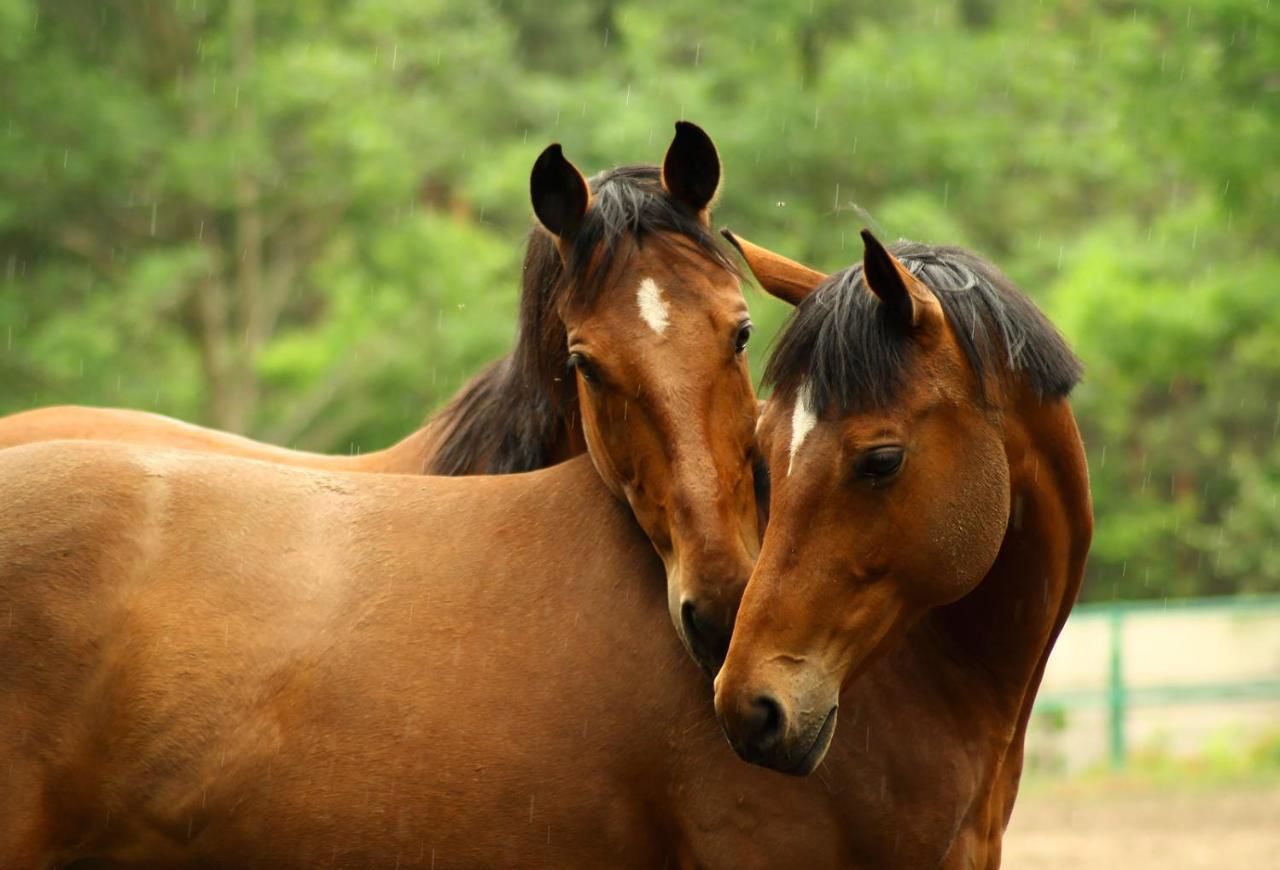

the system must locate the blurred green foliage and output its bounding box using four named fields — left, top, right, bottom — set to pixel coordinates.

left=1, top=0, right=1277, bottom=600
